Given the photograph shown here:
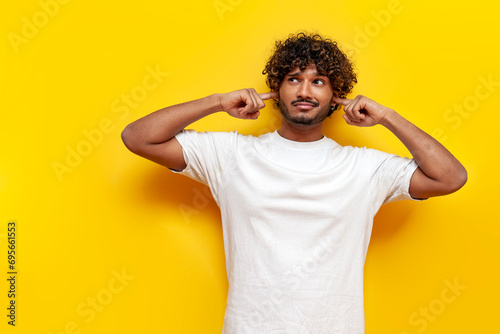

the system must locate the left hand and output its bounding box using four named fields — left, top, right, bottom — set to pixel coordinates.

left=332, top=95, right=394, bottom=127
